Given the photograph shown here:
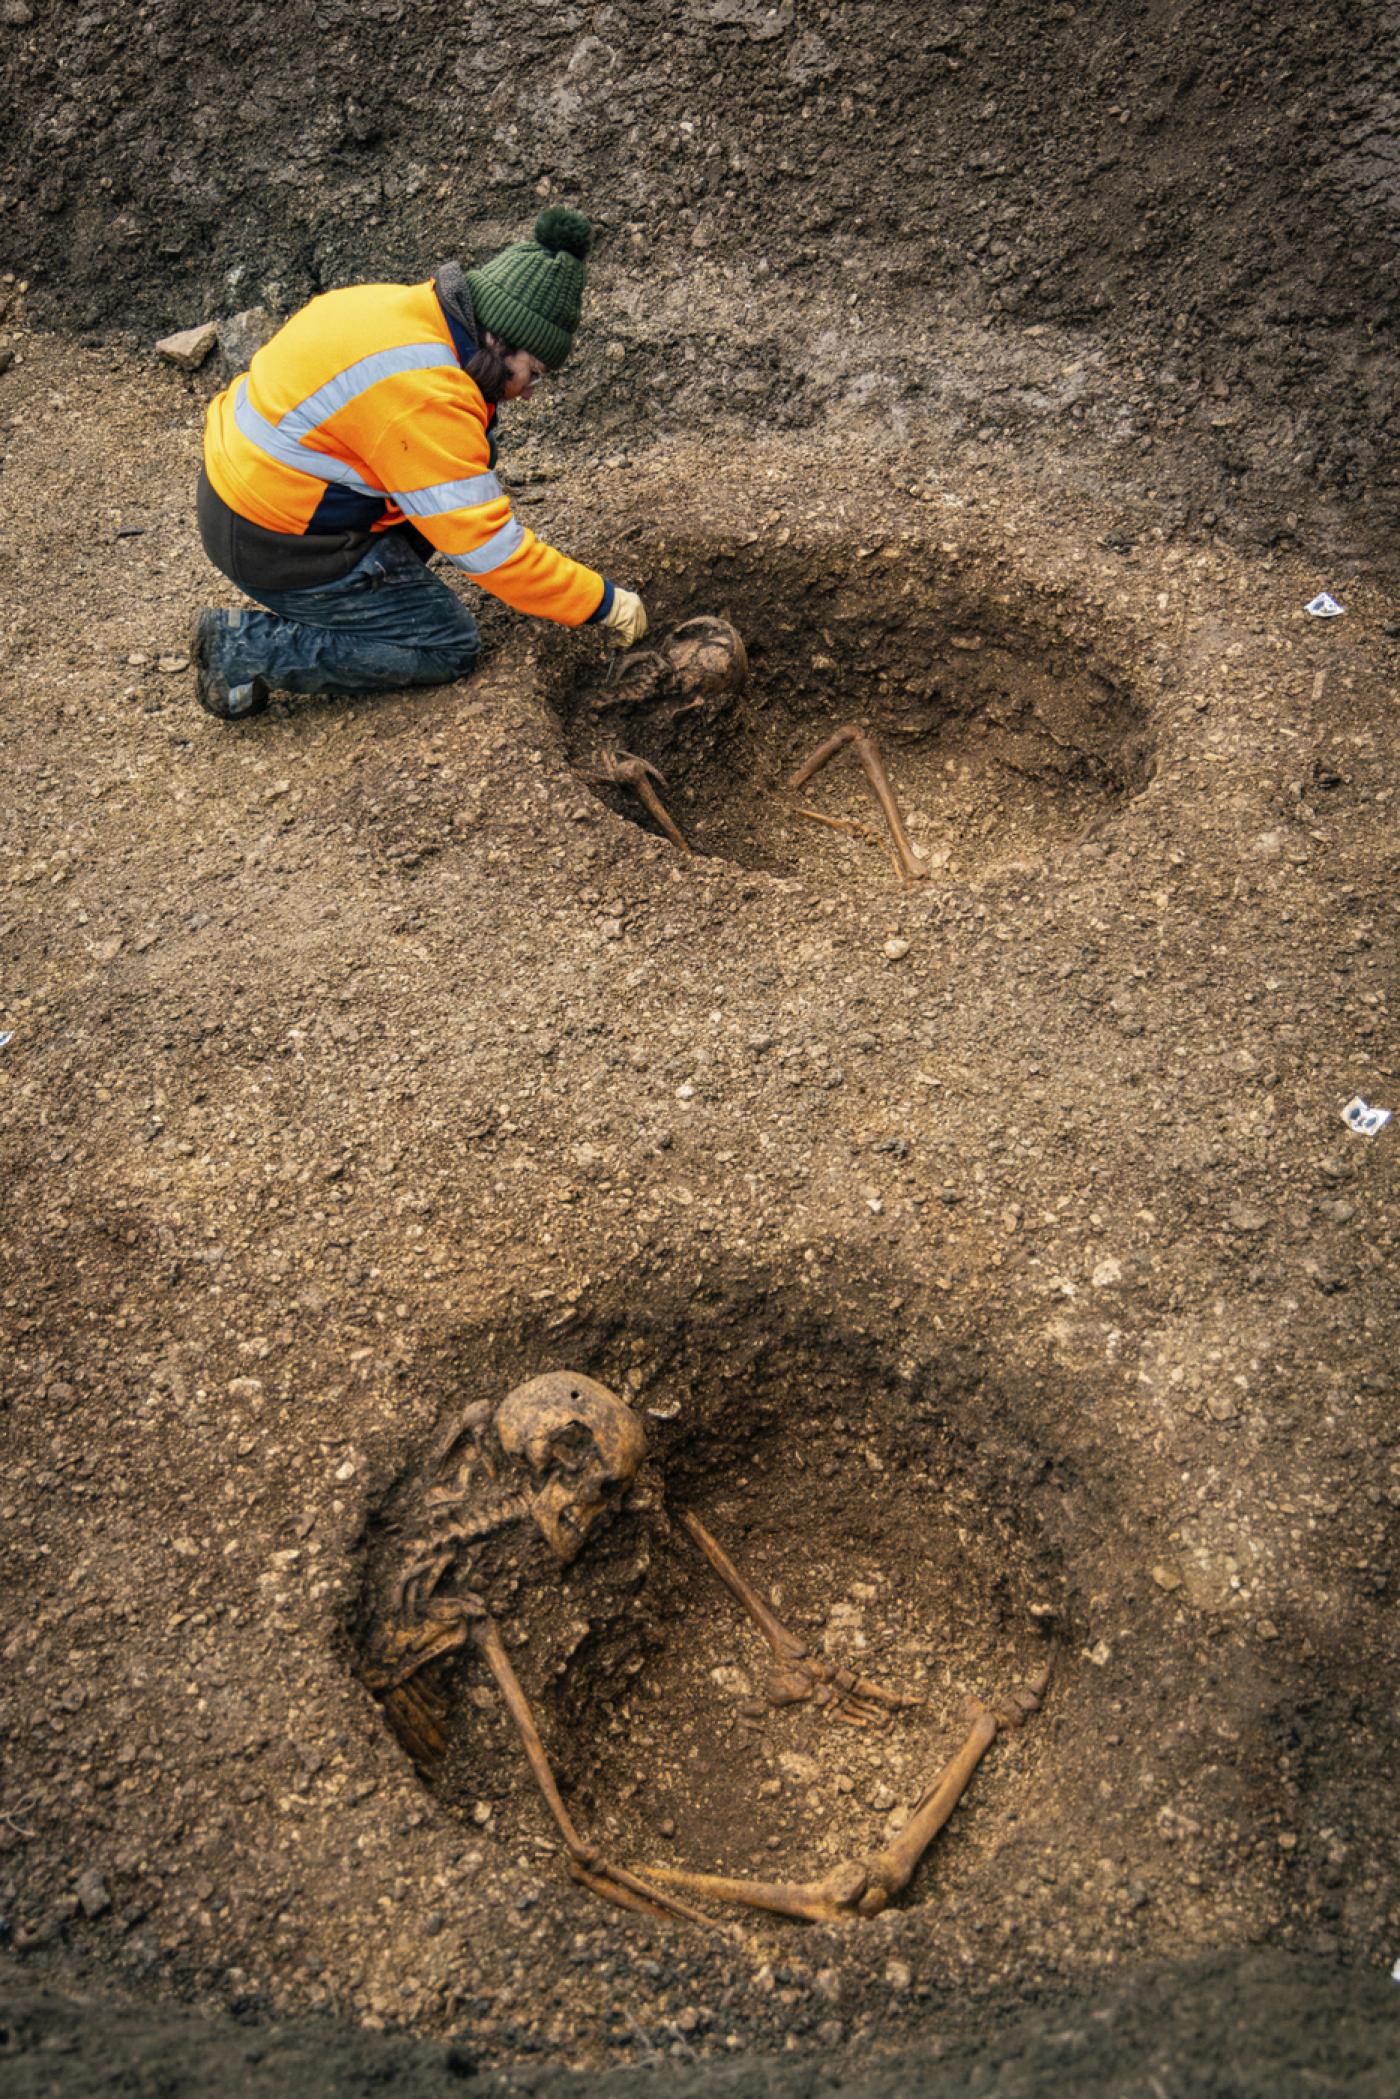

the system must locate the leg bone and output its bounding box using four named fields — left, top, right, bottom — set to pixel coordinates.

left=583, top=750, right=692, bottom=855
left=641, top=1663, right=1051, bottom=1924
left=643, top=1858, right=870, bottom=1925
left=787, top=723, right=862, bottom=787
left=863, top=1663, right=1051, bottom=1909
left=787, top=723, right=928, bottom=884
left=850, top=731, right=929, bottom=884
left=471, top=1616, right=719, bottom=1931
